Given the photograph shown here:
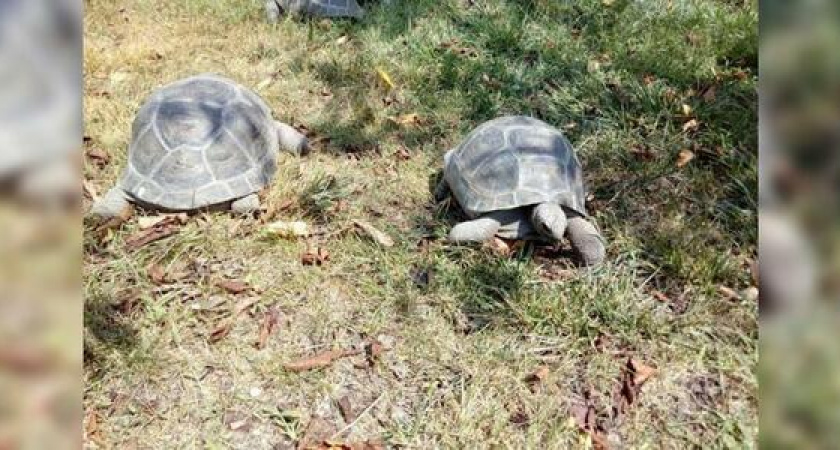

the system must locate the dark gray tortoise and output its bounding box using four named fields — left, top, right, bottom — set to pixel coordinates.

left=265, top=0, right=364, bottom=21
left=437, top=116, right=606, bottom=266
left=90, top=74, right=308, bottom=218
